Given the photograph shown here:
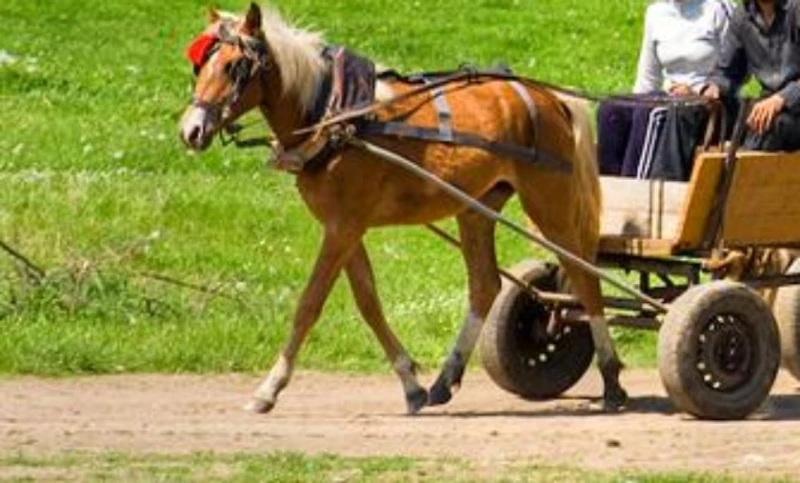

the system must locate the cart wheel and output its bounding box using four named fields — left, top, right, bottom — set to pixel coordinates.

left=658, top=281, right=780, bottom=420
left=774, top=260, right=800, bottom=381
left=480, top=259, right=594, bottom=400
